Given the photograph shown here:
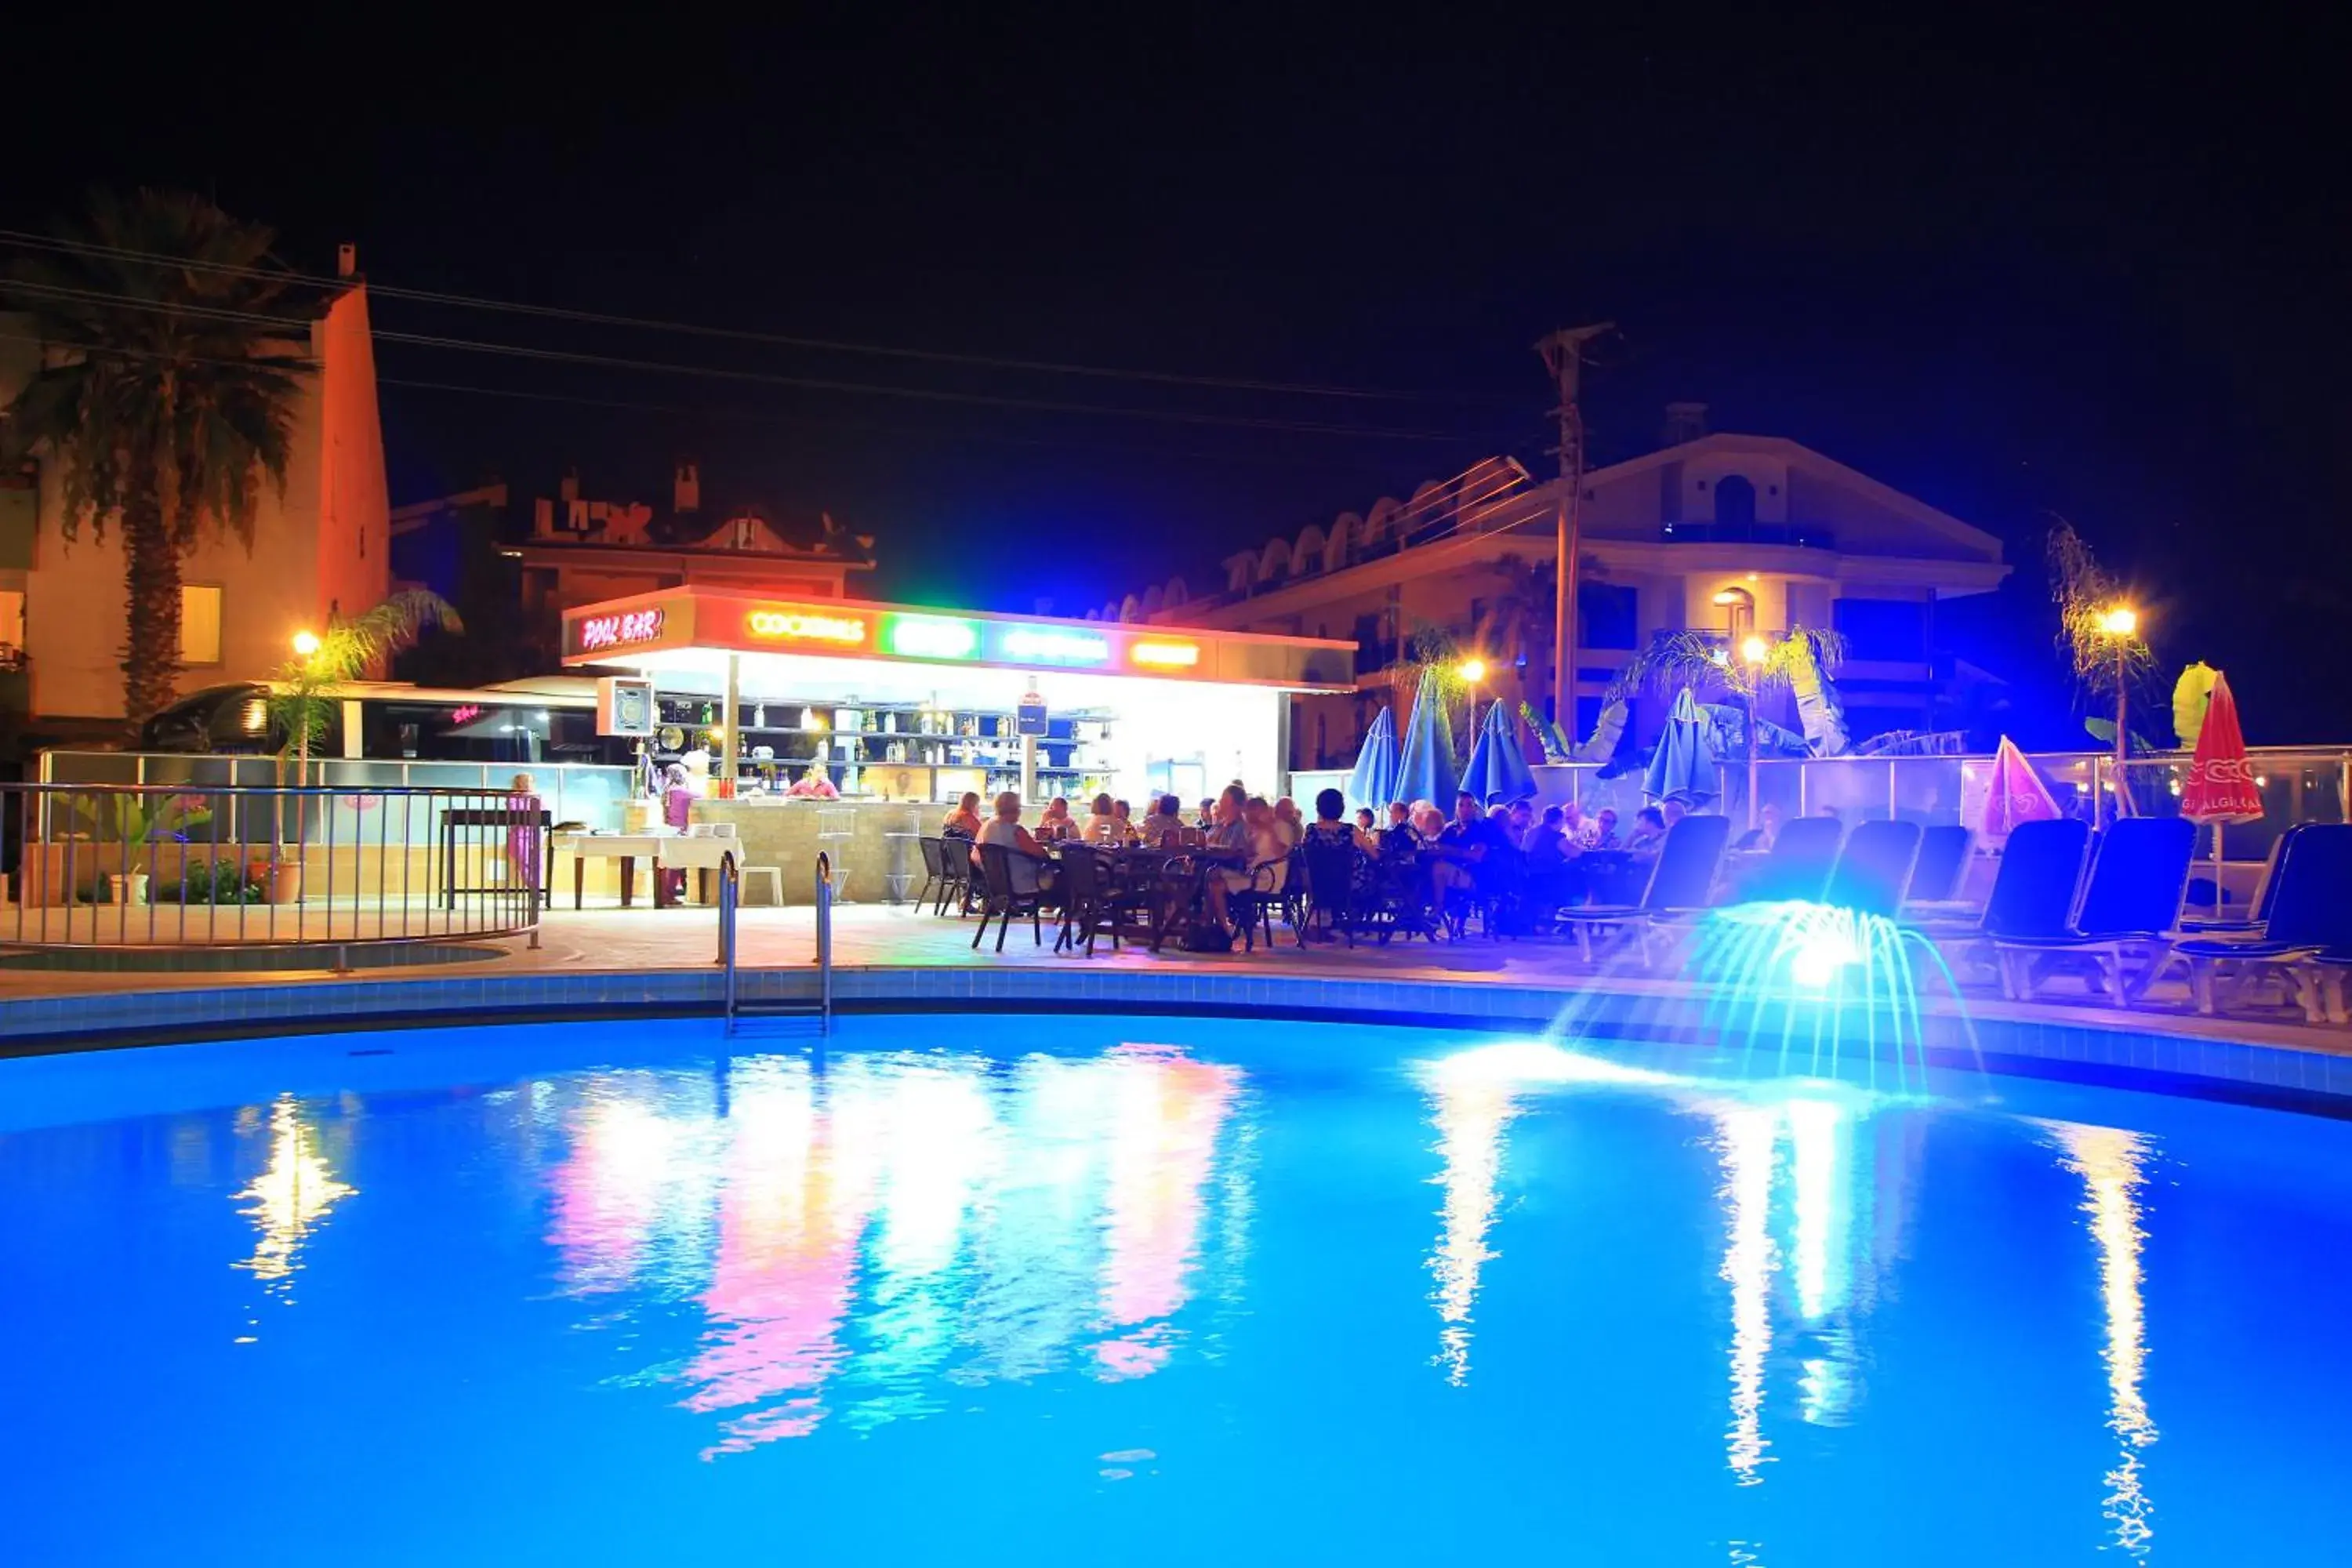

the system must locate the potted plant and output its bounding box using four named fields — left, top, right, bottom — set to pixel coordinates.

left=263, top=590, right=460, bottom=902
left=69, top=793, right=214, bottom=907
